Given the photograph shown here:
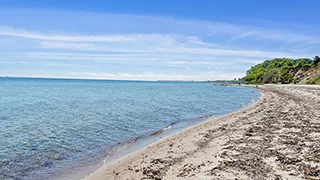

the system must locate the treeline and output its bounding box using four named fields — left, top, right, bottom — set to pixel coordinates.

left=244, top=56, right=320, bottom=84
